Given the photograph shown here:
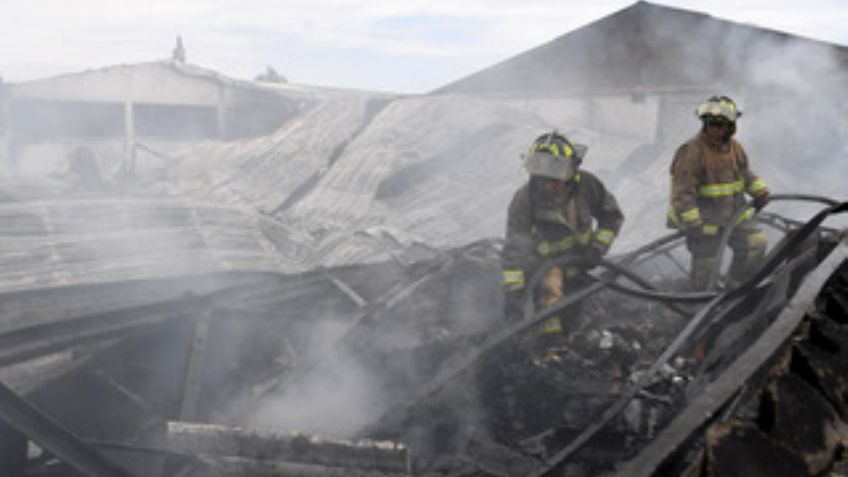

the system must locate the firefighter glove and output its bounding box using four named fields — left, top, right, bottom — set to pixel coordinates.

left=752, top=192, right=770, bottom=211
left=581, top=247, right=604, bottom=269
